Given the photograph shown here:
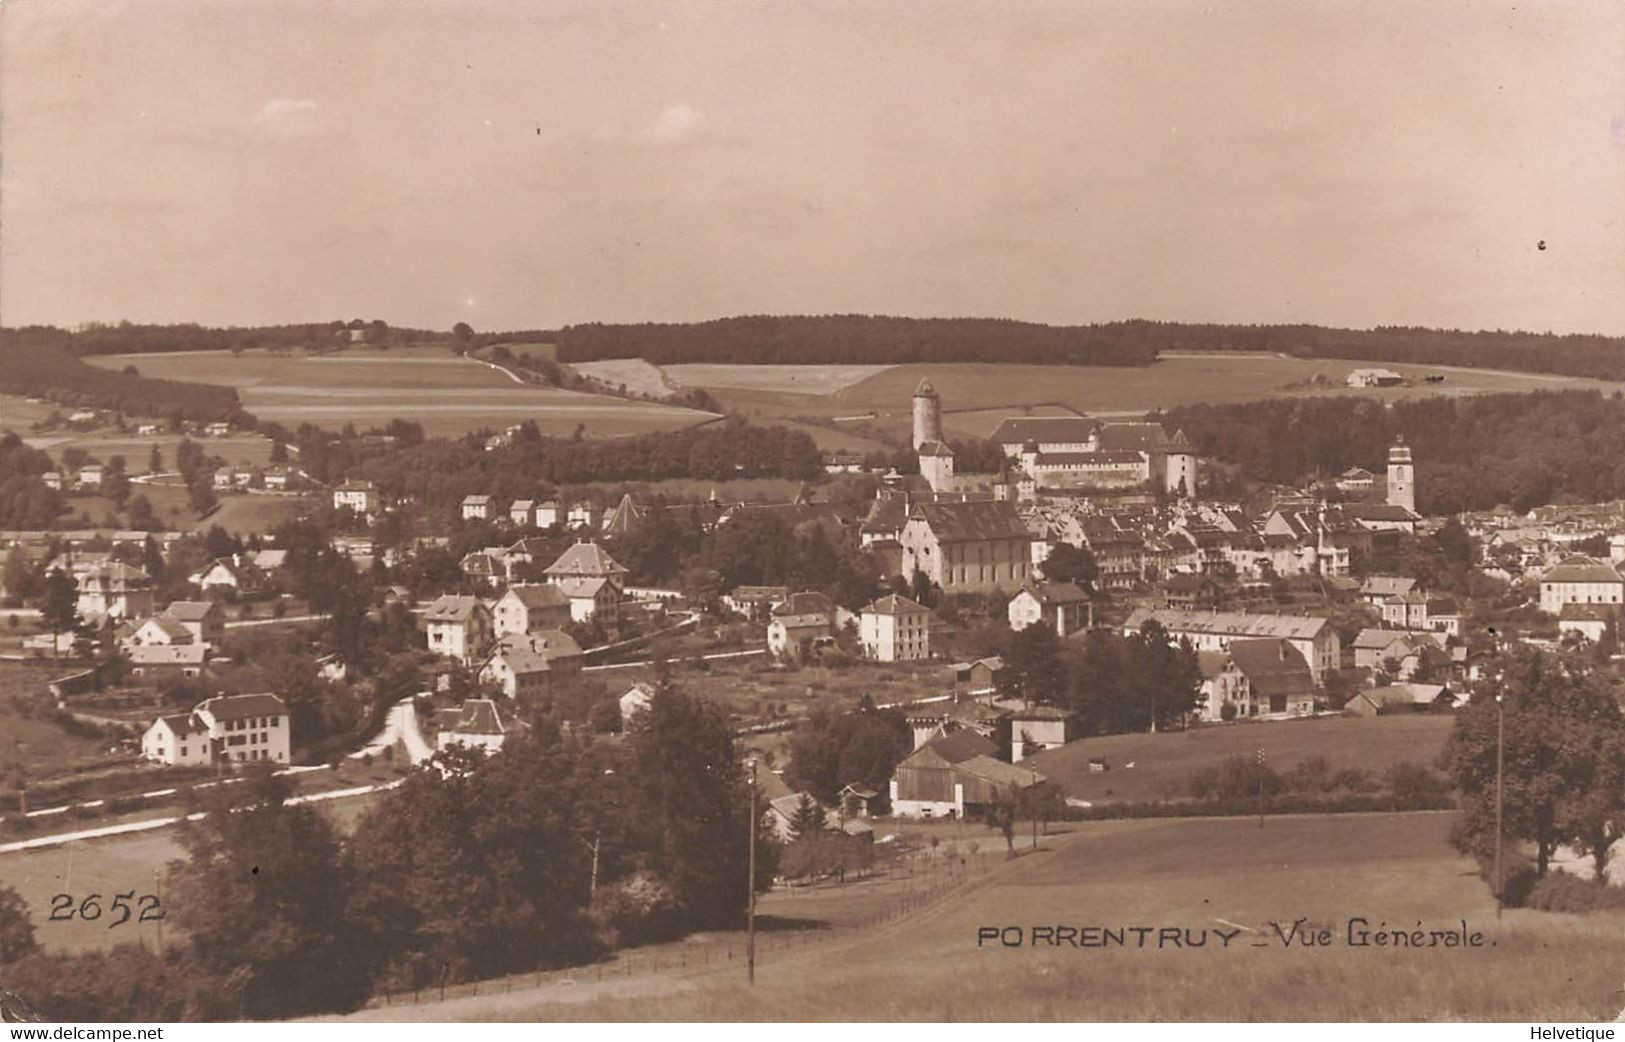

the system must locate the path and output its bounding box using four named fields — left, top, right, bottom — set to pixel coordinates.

left=350, top=697, right=435, bottom=765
